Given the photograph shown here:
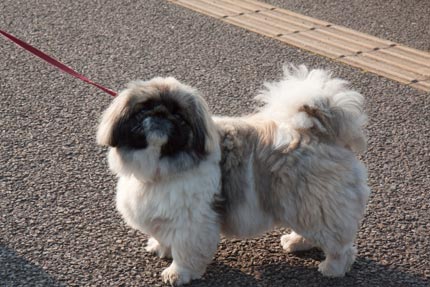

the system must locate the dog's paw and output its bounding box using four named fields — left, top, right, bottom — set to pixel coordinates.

left=145, top=237, right=172, bottom=259
left=161, top=264, right=200, bottom=286
left=318, top=247, right=356, bottom=277
left=281, top=233, right=314, bottom=253
left=318, top=260, right=346, bottom=277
